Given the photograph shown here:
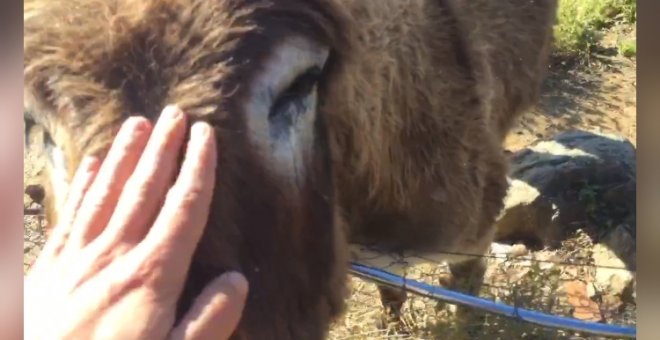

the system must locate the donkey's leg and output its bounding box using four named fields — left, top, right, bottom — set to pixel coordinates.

left=444, top=168, right=506, bottom=337
left=377, top=285, right=407, bottom=323
left=448, top=257, right=487, bottom=300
